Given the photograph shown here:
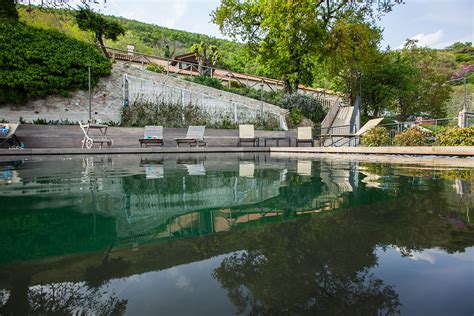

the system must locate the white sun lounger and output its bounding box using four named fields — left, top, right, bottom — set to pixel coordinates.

left=175, top=126, right=207, bottom=147
left=296, top=127, right=313, bottom=147
left=238, top=125, right=258, bottom=147
left=139, top=126, right=164, bottom=147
